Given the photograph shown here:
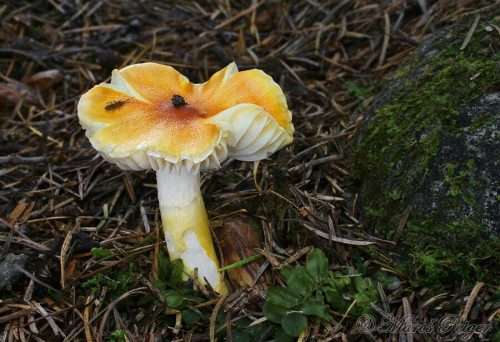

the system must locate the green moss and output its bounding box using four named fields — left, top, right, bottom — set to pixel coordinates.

left=346, top=80, right=378, bottom=100
left=415, top=254, right=449, bottom=287
left=81, top=262, right=137, bottom=297
left=471, top=113, right=494, bottom=129
left=399, top=238, right=499, bottom=288
left=90, top=247, right=112, bottom=259
left=393, top=63, right=412, bottom=80
left=353, top=18, right=499, bottom=287
left=442, top=159, right=479, bottom=204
